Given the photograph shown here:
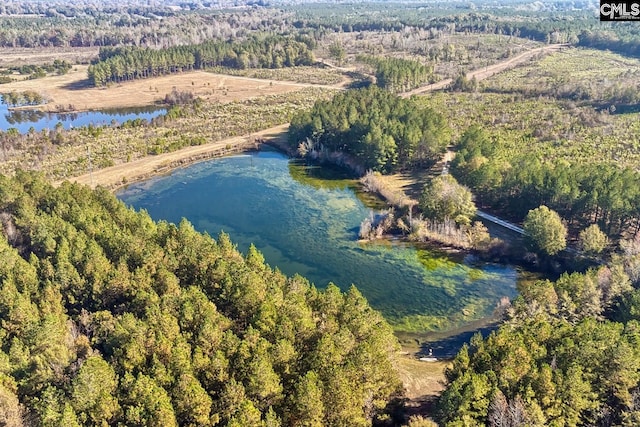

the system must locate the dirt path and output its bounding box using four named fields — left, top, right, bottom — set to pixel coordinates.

left=402, top=43, right=568, bottom=98
left=59, top=124, right=289, bottom=190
